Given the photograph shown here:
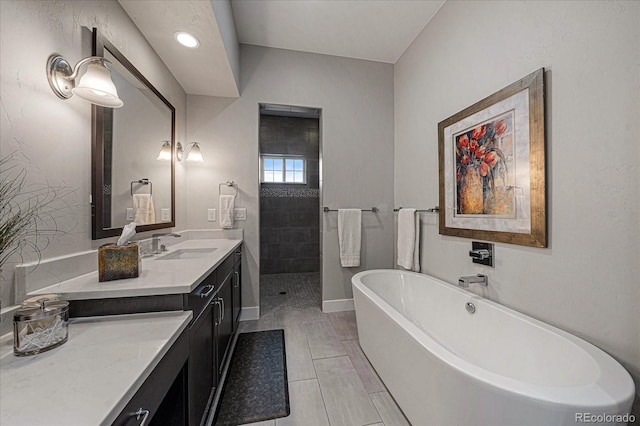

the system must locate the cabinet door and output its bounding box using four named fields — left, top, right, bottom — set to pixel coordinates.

left=232, top=258, right=241, bottom=332
left=188, top=305, right=215, bottom=426
left=114, top=330, right=188, bottom=426
left=215, top=272, right=234, bottom=376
